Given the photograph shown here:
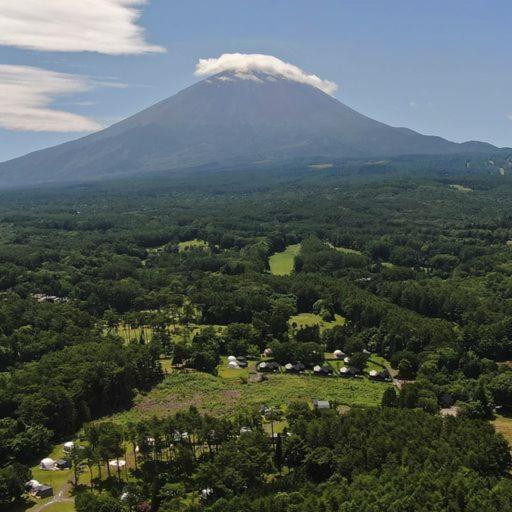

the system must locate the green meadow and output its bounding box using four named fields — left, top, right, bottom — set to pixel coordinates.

left=269, top=244, right=301, bottom=275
